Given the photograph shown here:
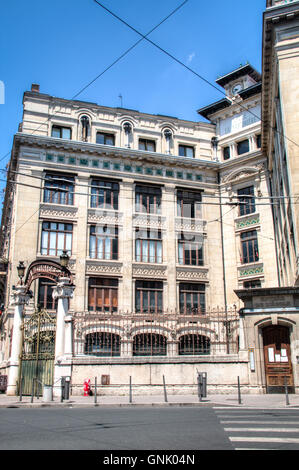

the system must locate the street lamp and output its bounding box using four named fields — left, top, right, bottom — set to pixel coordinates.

left=17, top=261, right=25, bottom=285
left=60, top=250, right=69, bottom=273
